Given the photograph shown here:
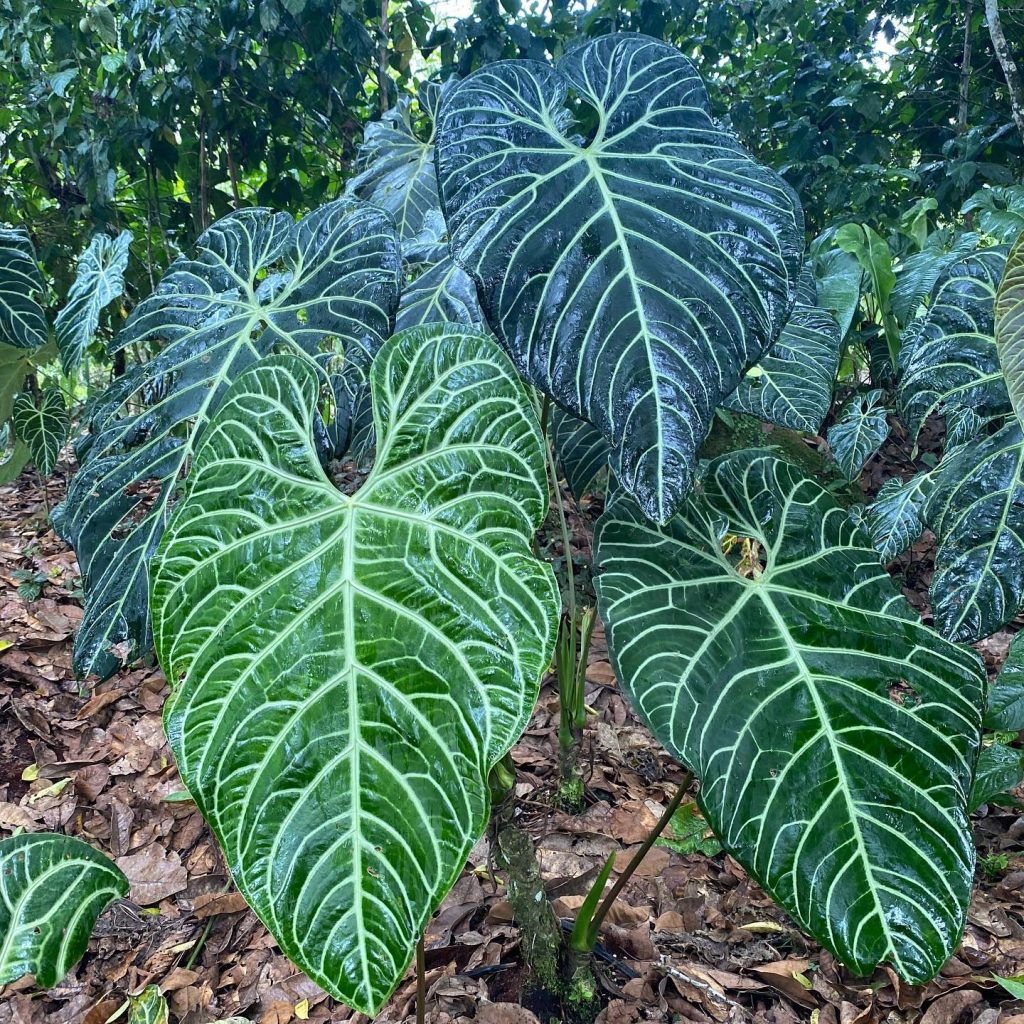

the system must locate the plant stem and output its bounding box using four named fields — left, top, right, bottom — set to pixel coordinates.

left=587, top=773, right=693, bottom=943
left=416, top=935, right=426, bottom=1024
